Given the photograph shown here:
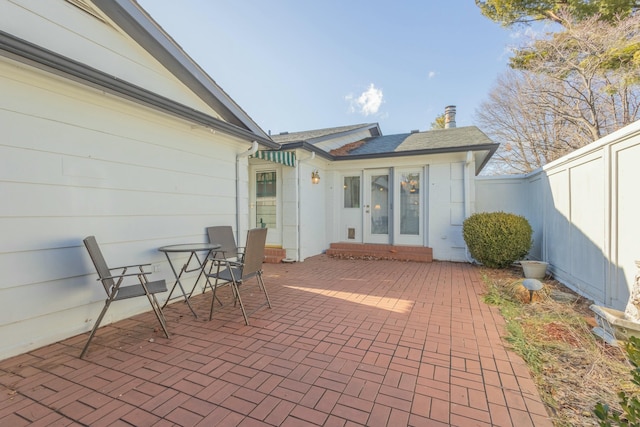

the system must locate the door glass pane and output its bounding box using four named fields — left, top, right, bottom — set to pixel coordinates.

left=344, top=176, right=360, bottom=208
left=256, top=171, right=276, bottom=228
left=400, top=172, right=420, bottom=235
left=370, top=174, right=388, bottom=235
